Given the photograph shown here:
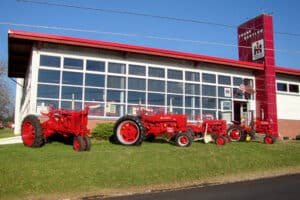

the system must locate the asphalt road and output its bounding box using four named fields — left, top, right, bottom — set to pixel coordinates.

left=97, top=174, right=300, bottom=200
